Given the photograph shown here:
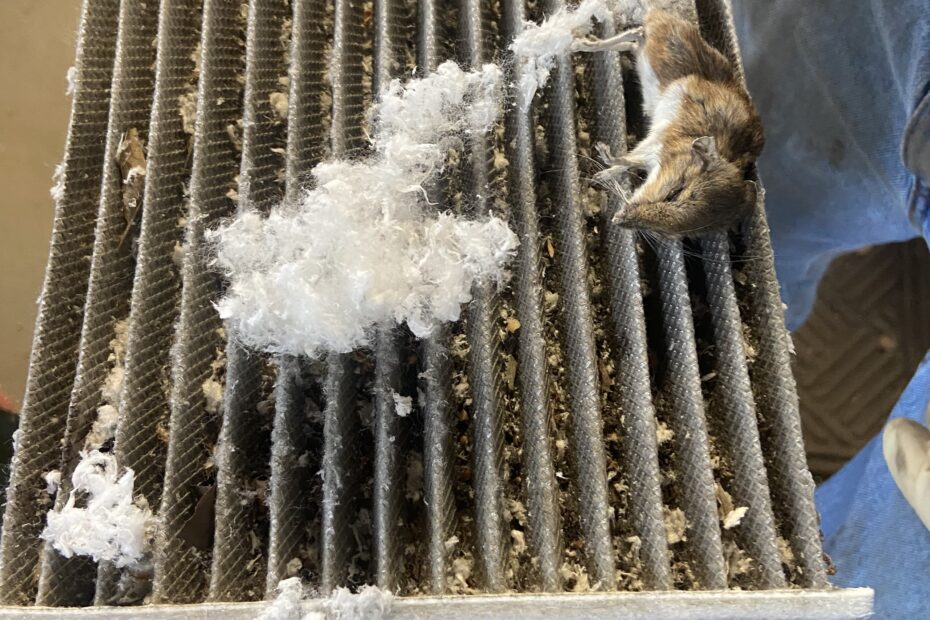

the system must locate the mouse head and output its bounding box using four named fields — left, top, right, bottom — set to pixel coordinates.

left=616, top=136, right=758, bottom=236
